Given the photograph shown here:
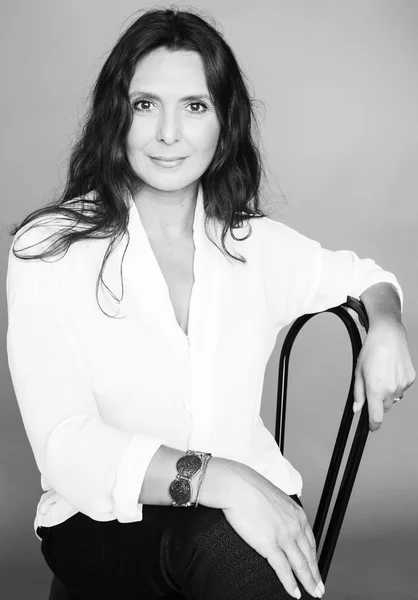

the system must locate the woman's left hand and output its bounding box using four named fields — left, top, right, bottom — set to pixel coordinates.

left=353, top=321, right=416, bottom=431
